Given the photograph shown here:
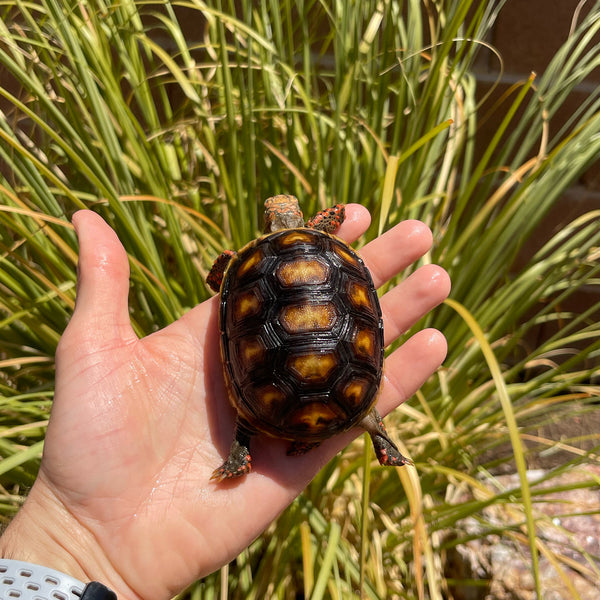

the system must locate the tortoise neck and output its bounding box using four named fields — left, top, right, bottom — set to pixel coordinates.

left=265, top=216, right=305, bottom=232
left=264, top=194, right=305, bottom=232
